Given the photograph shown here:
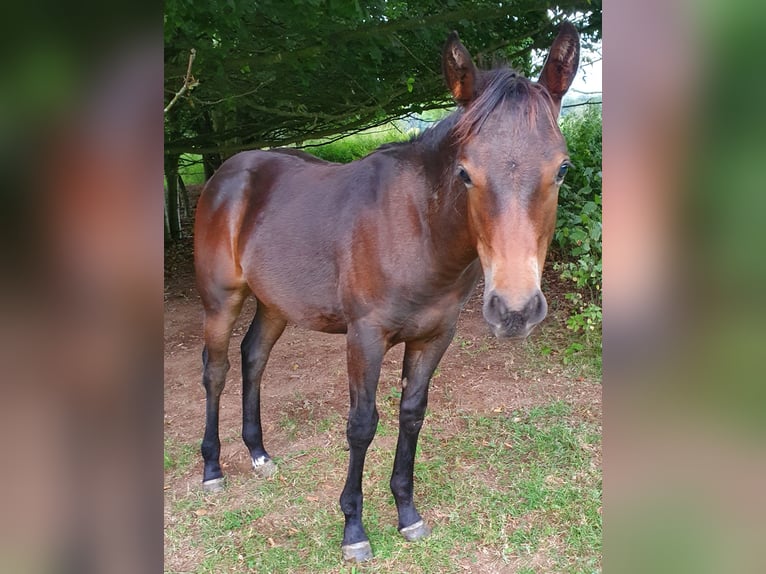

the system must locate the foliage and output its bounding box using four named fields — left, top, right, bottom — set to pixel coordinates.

left=555, top=105, right=602, bottom=337
left=164, top=1, right=601, bottom=241
left=164, top=1, right=601, bottom=158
